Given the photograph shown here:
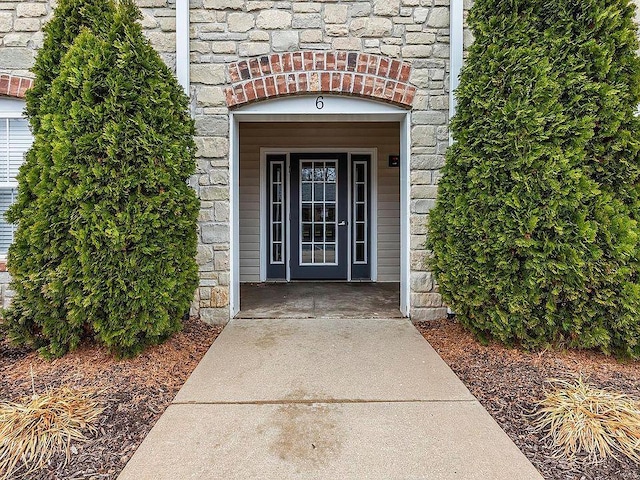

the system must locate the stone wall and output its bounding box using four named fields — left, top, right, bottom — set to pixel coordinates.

left=185, top=0, right=451, bottom=322
left=0, top=0, right=48, bottom=78
left=0, top=0, right=454, bottom=322
left=0, top=0, right=178, bottom=77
